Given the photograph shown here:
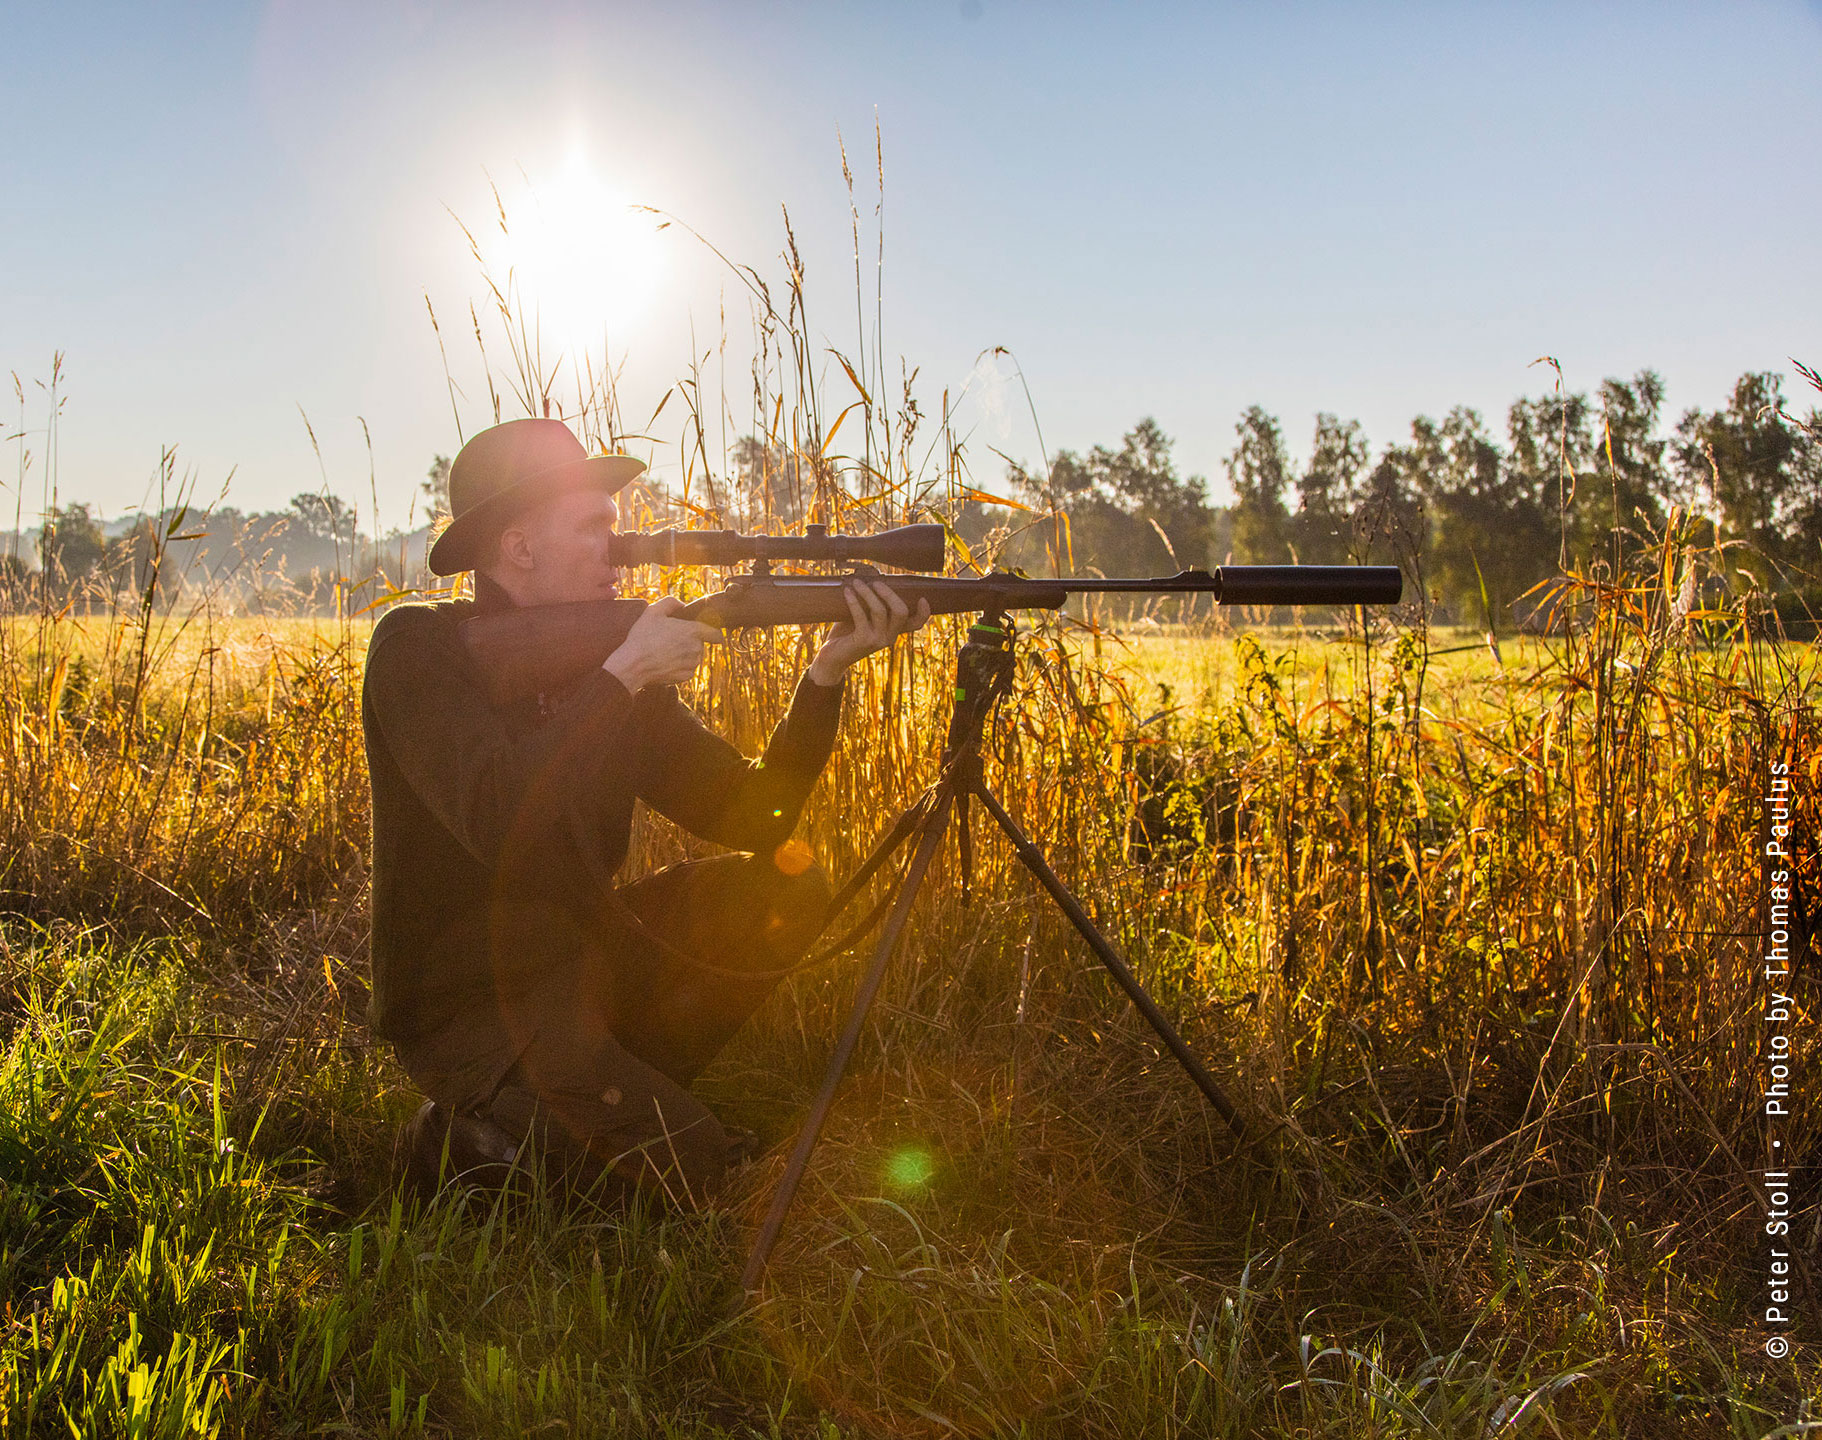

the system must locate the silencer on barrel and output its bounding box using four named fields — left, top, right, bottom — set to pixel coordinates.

left=1216, top=565, right=1404, bottom=606
left=607, top=522, right=947, bottom=572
